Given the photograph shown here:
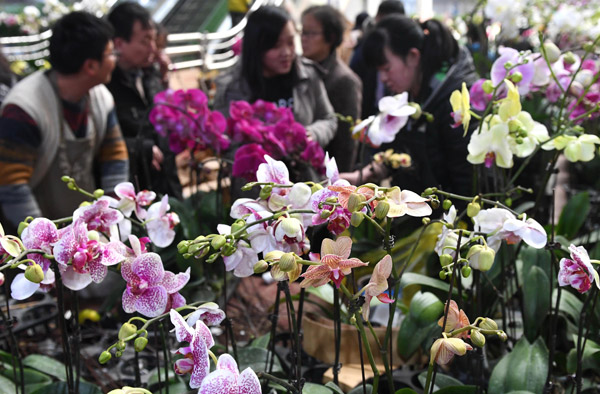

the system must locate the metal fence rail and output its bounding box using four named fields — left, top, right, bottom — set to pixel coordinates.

left=1, top=0, right=282, bottom=72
